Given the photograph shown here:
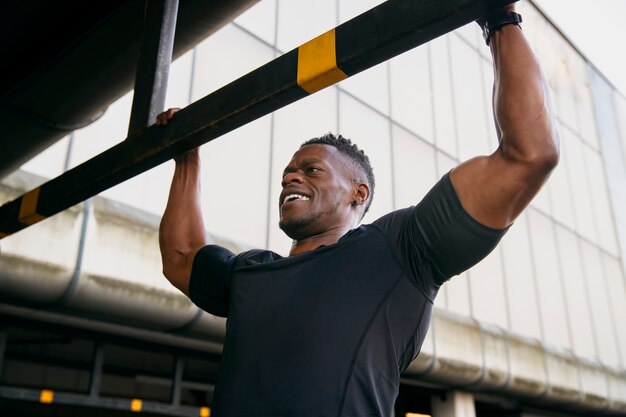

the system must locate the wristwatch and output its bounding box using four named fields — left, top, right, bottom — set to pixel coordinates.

left=482, top=12, right=523, bottom=46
